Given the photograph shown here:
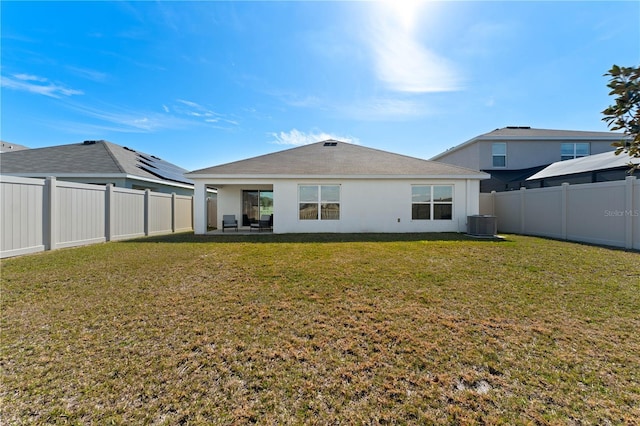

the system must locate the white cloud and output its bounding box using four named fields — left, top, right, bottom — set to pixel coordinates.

left=1, top=74, right=83, bottom=98
left=173, top=99, right=238, bottom=127
left=162, top=104, right=170, bottom=113
left=365, top=2, right=462, bottom=93
left=66, top=66, right=108, bottom=83
left=63, top=101, right=189, bottom=133
left=270, top=129, right=360, bottom=146
left=13, top=73, right=47, bottom=82
left=176, top=99, right=201, bottom=108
